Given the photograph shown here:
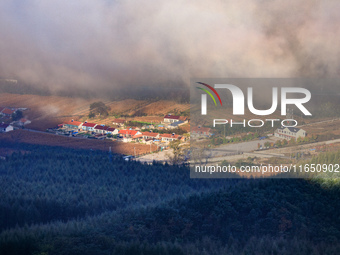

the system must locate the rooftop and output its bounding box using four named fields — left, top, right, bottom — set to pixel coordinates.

left=278, top=126, right=302, bottom=133
left=142, top=131, right=159, bottom=137
left=82, top=122, right=97, bottom=127
left=164, top=114, right=180, bottom=120
left=161, top=133, right=181, bottom=139
left=1, top=108, right=14, bottom=115
left=119, top=129, right=138, bottom=136
left=170, top=121, right=184, bottom=126
left=113, top=118, right=126, bottom=123
left=64, top=120, right=82, bottom=126
left=0, top=123, right=10, bottom=129
left=95, top=125, right=110, bottom=130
